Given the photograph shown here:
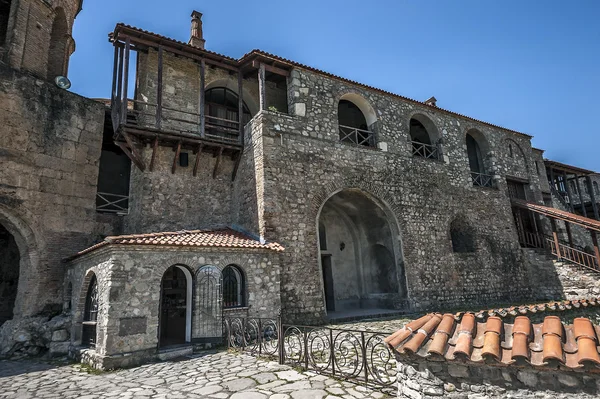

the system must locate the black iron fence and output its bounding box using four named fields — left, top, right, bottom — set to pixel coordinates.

left=222, top=317, right=397, bottom=393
